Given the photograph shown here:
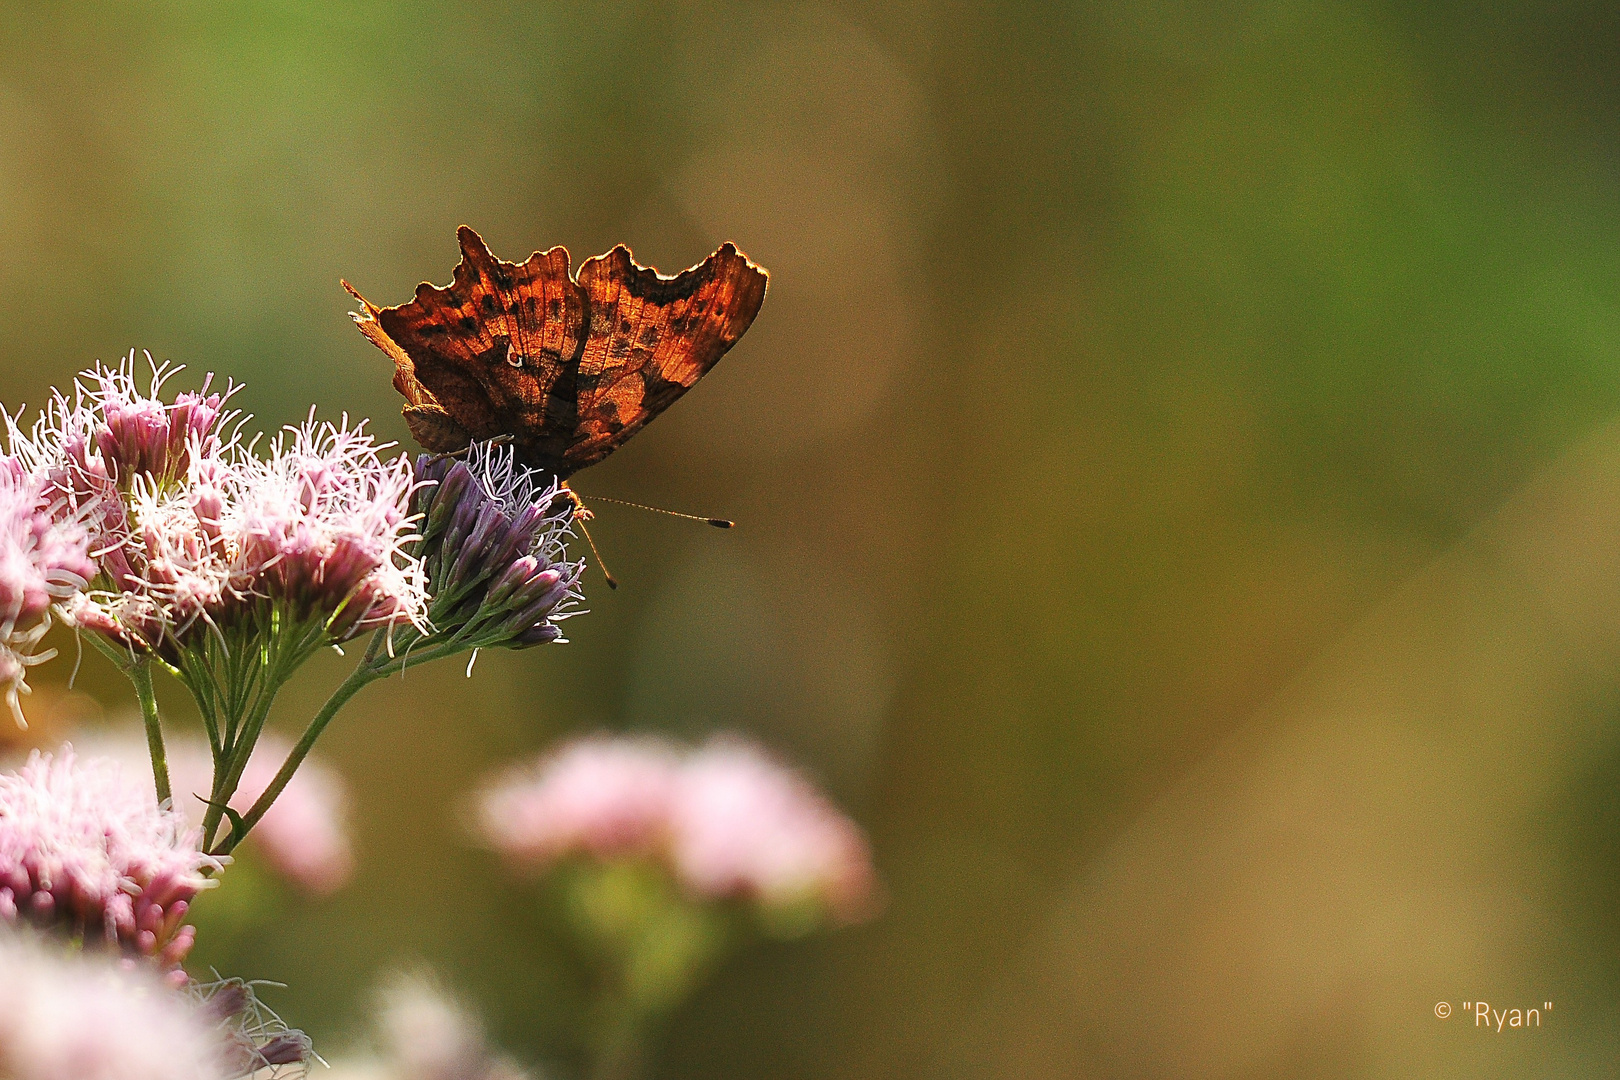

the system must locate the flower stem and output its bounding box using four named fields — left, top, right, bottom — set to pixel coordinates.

left=128, top=659, right=172, bottom=806
left=214, top=632, right=386, bottom=856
